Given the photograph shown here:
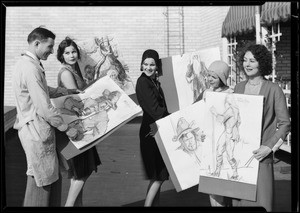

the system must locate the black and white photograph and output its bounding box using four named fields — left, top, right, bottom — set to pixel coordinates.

left=1, top=1, right=297, bottom=212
